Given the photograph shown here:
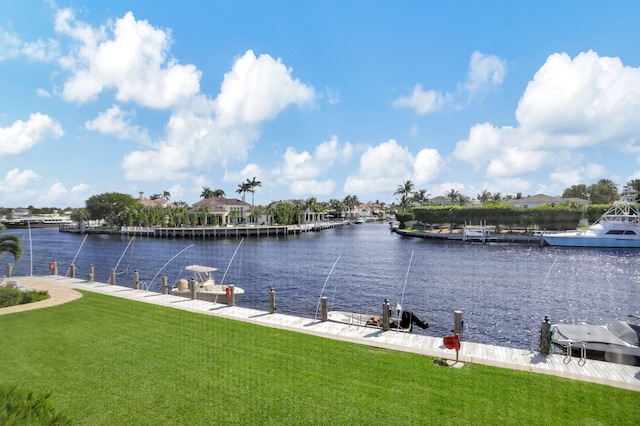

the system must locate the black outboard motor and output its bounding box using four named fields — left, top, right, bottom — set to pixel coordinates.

left=400, top=311, right=429, bottom=330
